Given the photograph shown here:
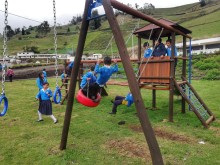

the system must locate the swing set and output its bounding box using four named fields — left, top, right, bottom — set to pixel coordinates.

left=0, top=0, right=62, bottom=117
